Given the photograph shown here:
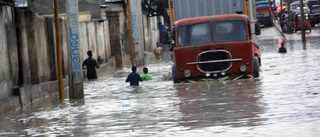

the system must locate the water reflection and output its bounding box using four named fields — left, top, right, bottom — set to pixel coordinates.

left=2, top=32, right=320, bottom=136
left=176, top=80, right=266, bottom=129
